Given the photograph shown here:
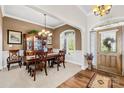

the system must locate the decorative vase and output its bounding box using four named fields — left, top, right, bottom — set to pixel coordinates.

left=87, top=60, right=92, bottom=64
left=87, top=59, right=92, bottom=70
